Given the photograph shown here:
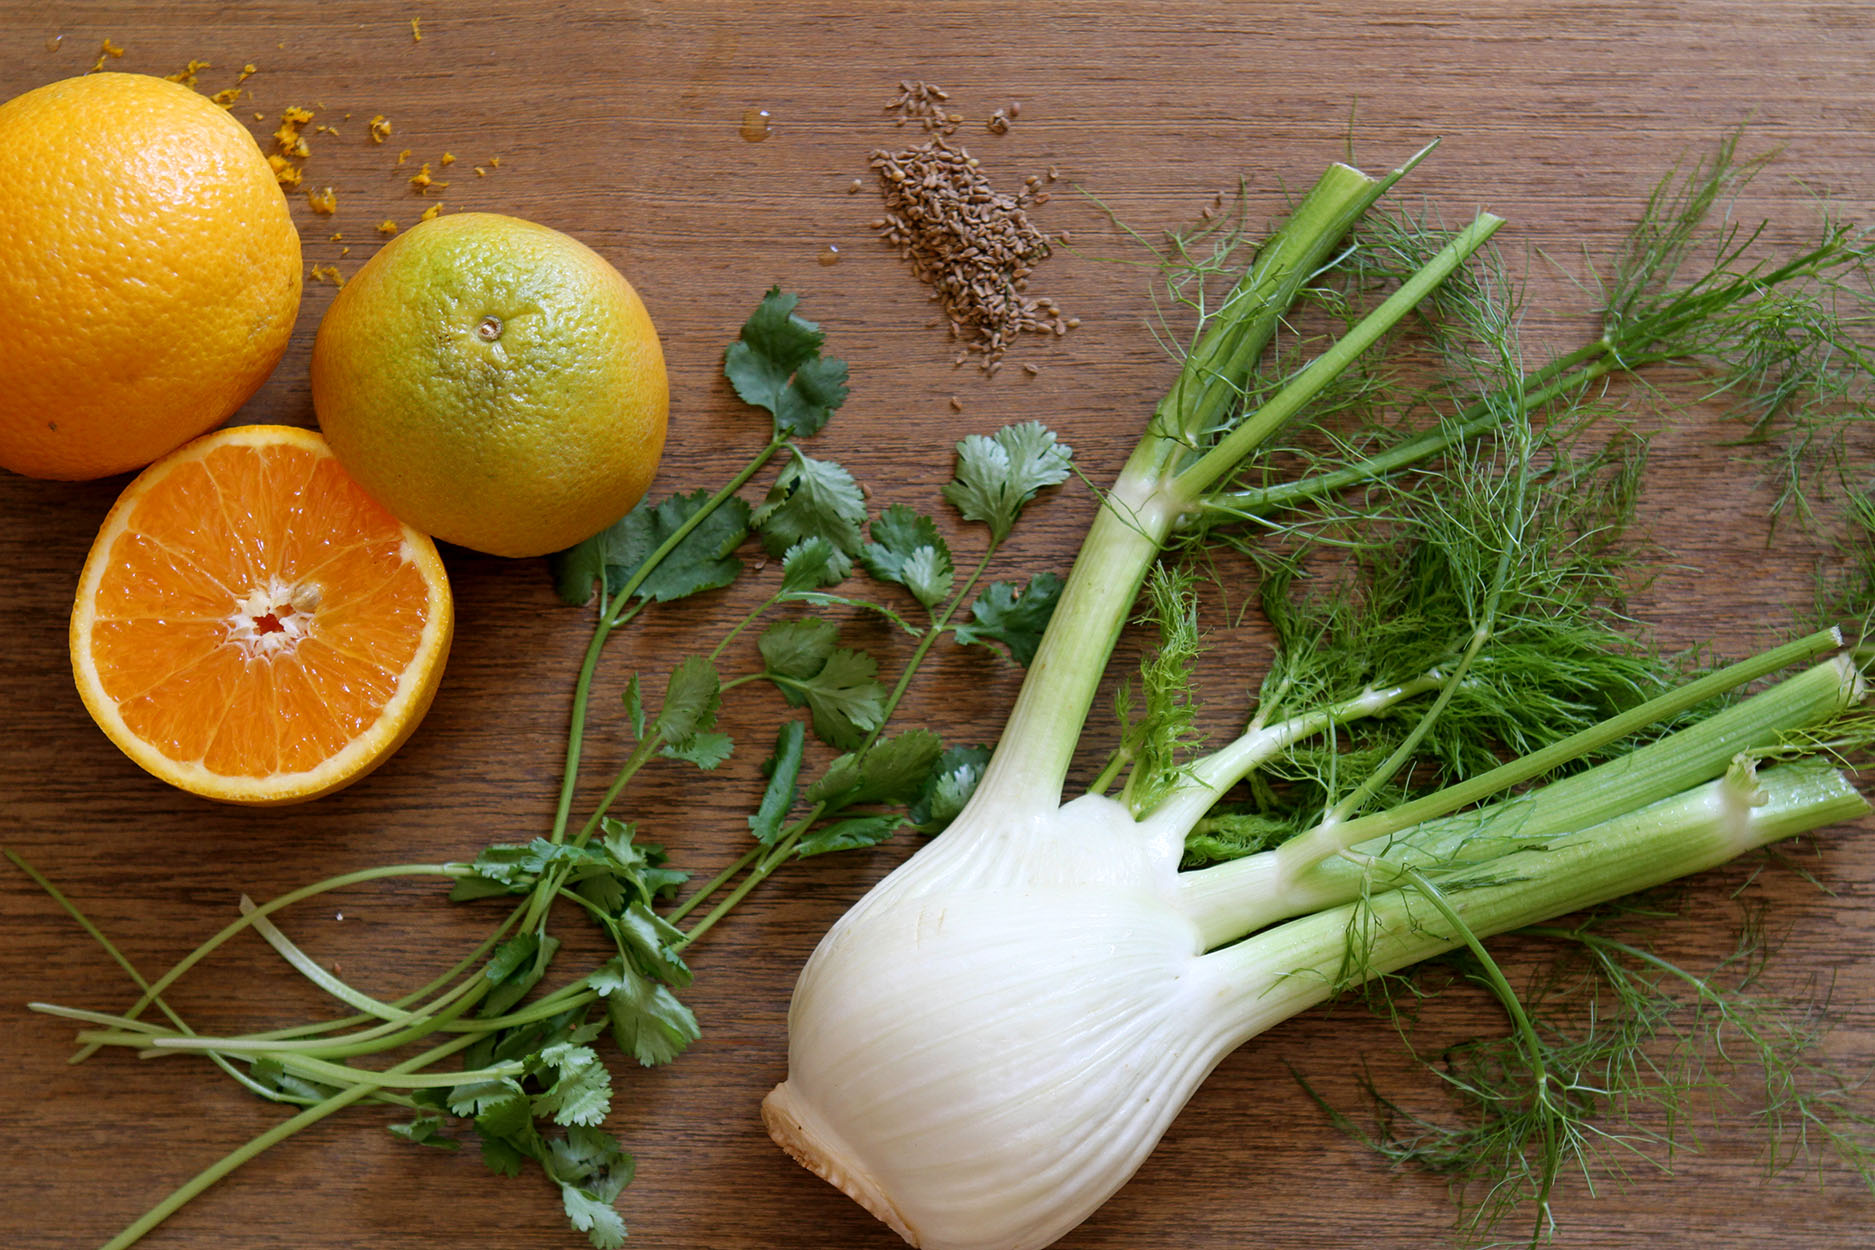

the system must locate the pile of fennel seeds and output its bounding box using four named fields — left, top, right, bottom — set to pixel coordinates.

left=870, top=81, right=1075, bottom=371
